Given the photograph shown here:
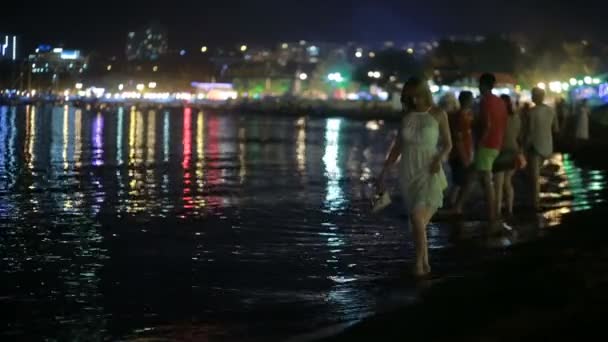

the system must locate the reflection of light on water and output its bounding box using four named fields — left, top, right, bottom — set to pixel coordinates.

left=183, top=108, right=193, bottom=210
left=129, top=107, right=136, bottom=165
left=74, top=109, right=82, bottom=168
left=296, top=117, right=306, bottom=173
left=562, top=154, right=592, bottom=211
left=0, top=107, right=7, bottom=174
left=116, top=107, right=124, bottom=165
left=26, top=105, right=36, bottom=169
left=127, top=108, right=145, bottom=213
left=8, top=107, right=15, bottom=178
left=163, top=111, right=170, bottom=163
left=195, top=111, right=206, bottom=210
left=62, top=106, right=69, bottom=170
left=92, top=113, right=104, bottom=166
left=323, top=119, right=344, bottom=212
left=182, top=107, right=192, bottom=170
left=238, top=127, right=246, bottom=183
left=542, top=154, right=572, bottom=226
left=146, top=110, right=156, bottom=164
